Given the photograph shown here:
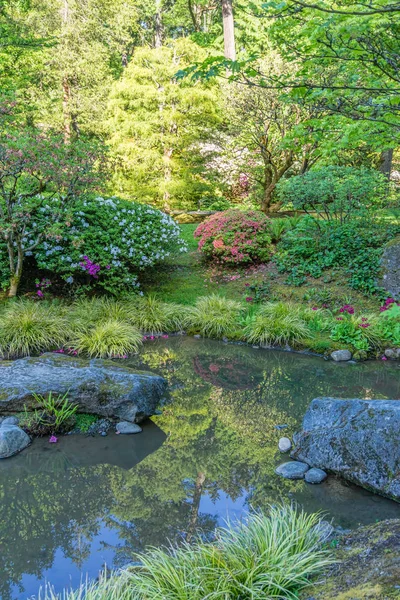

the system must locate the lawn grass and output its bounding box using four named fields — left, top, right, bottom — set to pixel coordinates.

left=139, top=225, right=383, bottom=313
